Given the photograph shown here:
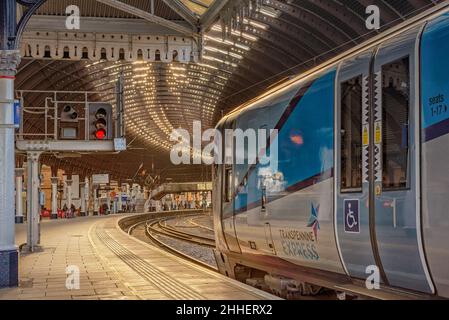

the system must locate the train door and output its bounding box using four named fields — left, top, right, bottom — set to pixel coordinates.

left=371, top=28, right=433, bottom=293
left=420, top=12, right=449, bottom=298
left=261, top=165, right=276, bottom=255
left=337, top=28, right=434, bottom=293
left=258, top=122, right=276, bottom=255
left=336, top=49, right=378, bottom=280
left=213, top=122, right=229, bottom=252
left=221, top=118, right=241, bottom=254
